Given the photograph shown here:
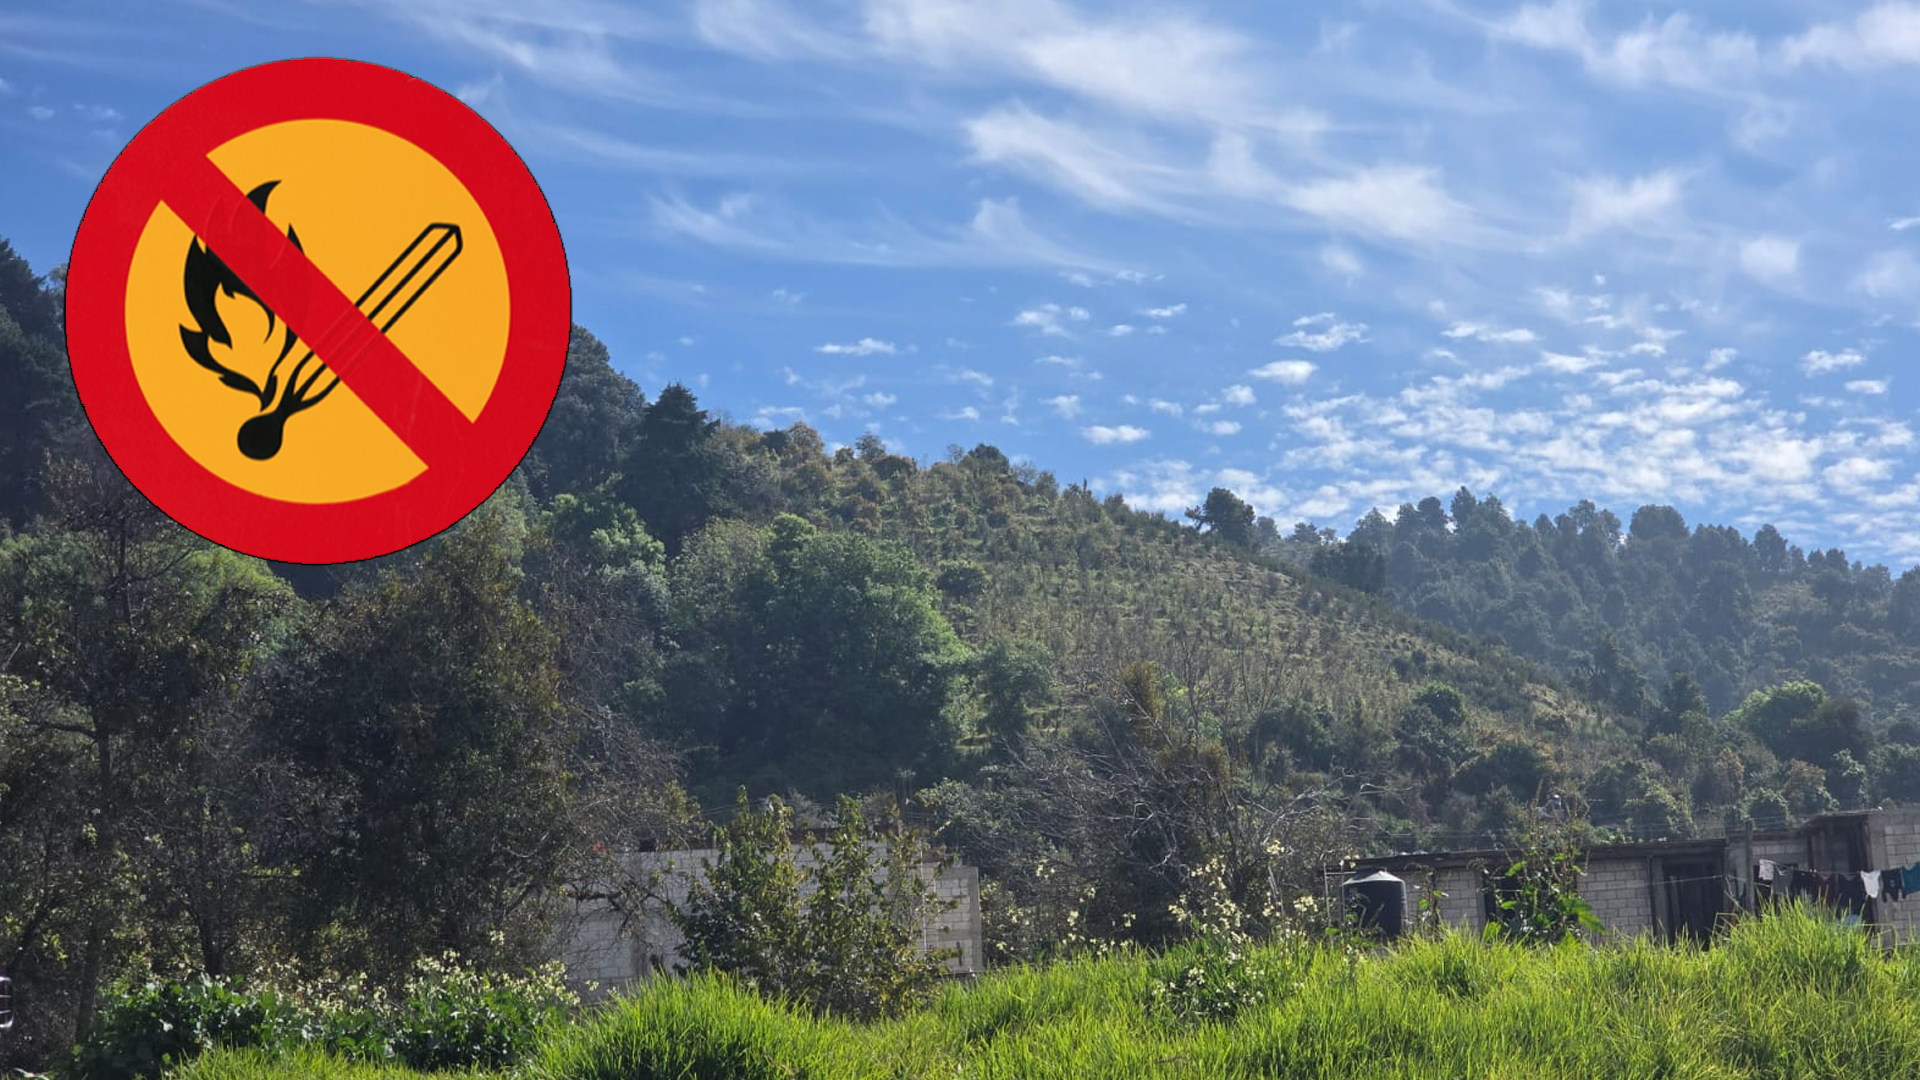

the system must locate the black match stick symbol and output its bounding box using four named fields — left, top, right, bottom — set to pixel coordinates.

left=179, top=181, right=463, bottom=460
